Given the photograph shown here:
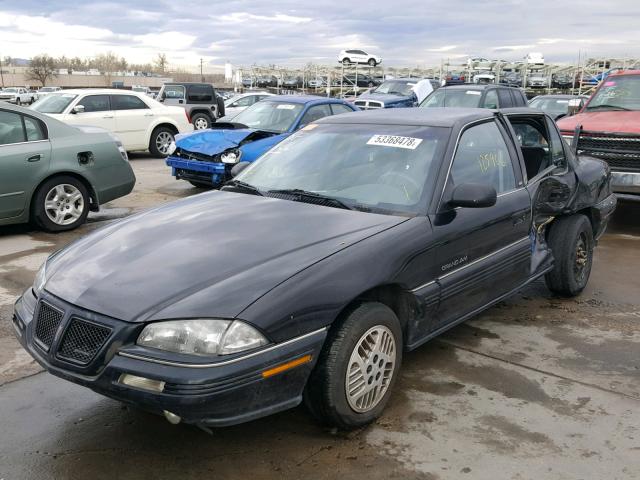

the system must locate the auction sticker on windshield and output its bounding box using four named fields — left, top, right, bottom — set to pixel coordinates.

left=367, top=135, right=423, bottom=150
